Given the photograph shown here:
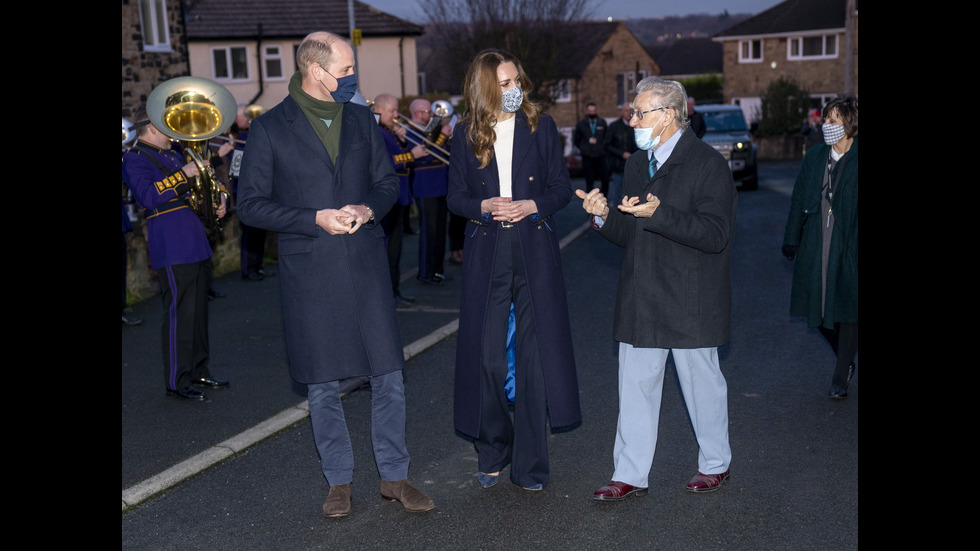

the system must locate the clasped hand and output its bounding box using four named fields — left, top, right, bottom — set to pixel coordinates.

left=482, top=197, right=537, bottom=223
left=316, top=204, right=372, bottom=235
